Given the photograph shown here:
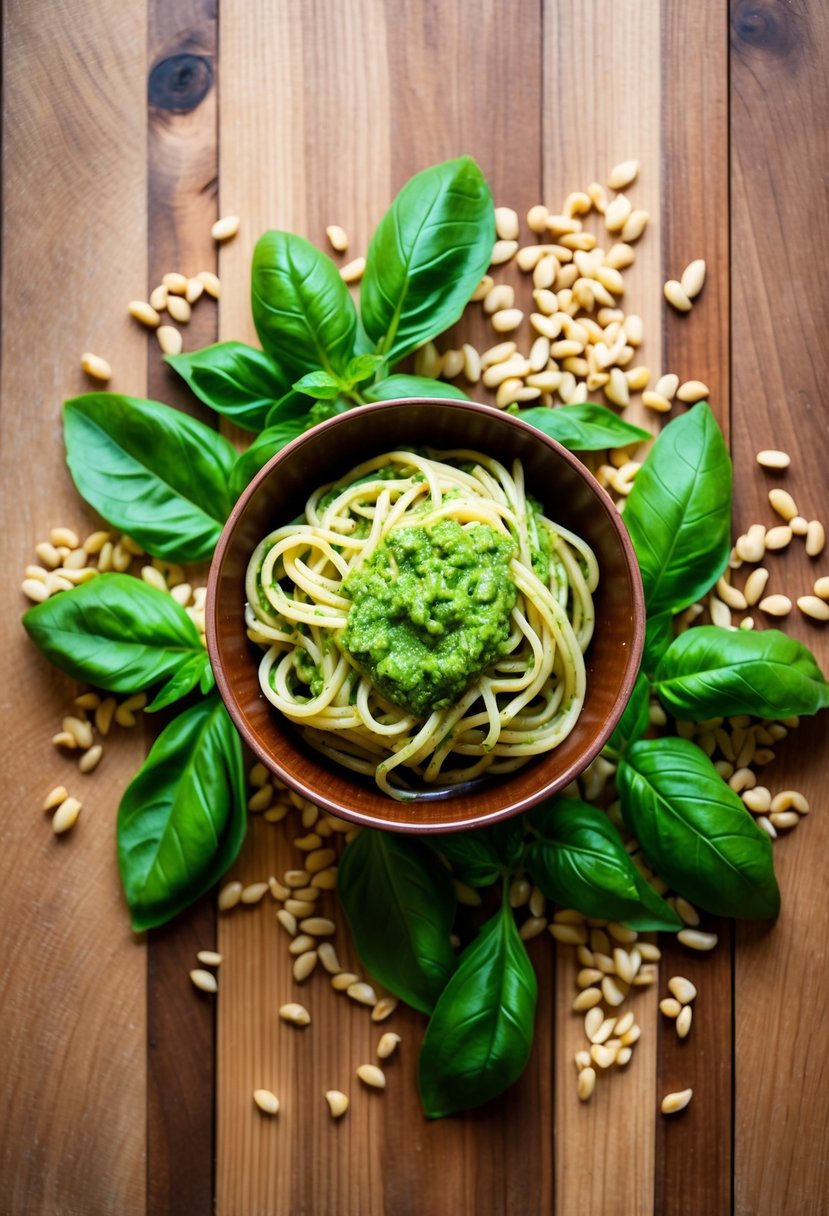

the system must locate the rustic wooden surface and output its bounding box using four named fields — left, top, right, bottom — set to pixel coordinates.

left=1, top=1, right=827, bottom=1214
